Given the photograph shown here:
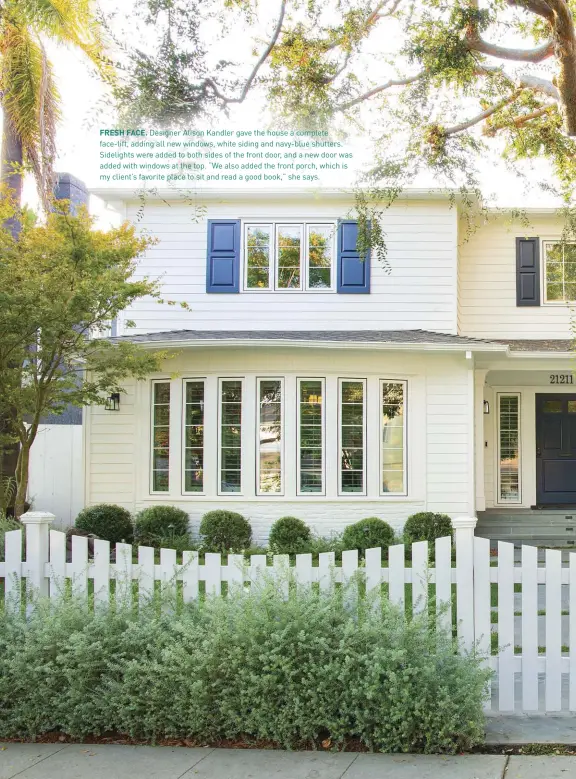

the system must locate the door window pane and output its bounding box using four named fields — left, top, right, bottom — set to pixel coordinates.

left=299, top=379, right=324, bottom=493
left=152, top=382, right=170, bottom=492
left=246, top=225, right=271, bottom=289
left=277, top=225, right=302, bottom=289
left=381, top=382, right=405, bottom=494
left=499, top=394, right=520, bottom=503
left=258, top=379, right=282, bottom=494
left=543, top=400, right=562, bottom=413
left=184, top=381, right=204, bottom=492
left=308, top=225, right=333, bottom=289
left=220, top=380, right=242, bottom=493
left=340, top=380, right=365, bottom=493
